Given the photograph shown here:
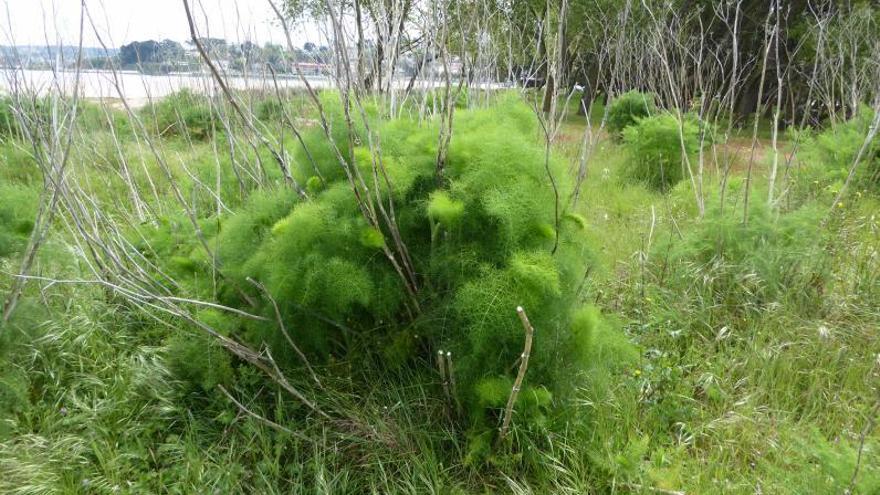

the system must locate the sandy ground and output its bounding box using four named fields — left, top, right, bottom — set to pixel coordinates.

left=85, top=97, right=151, bottom=110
